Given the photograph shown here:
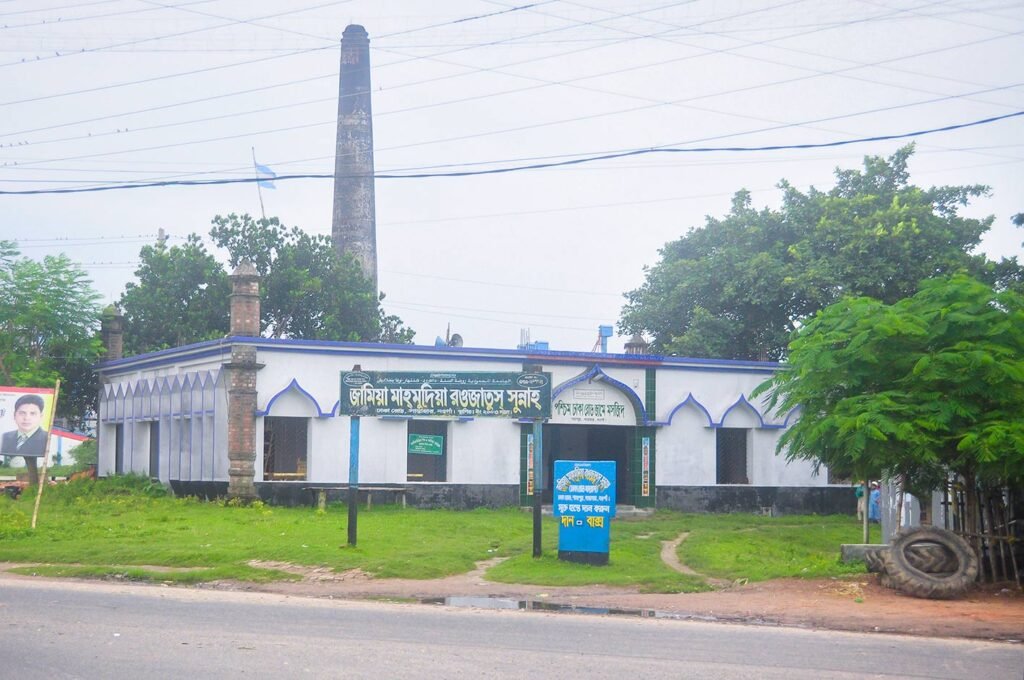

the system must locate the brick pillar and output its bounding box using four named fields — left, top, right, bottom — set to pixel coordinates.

left=100, top=305, right=124, bottom=360
left=226, top=263, right=263, bottom=499
left=226, top=344, right=261, bottom=499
